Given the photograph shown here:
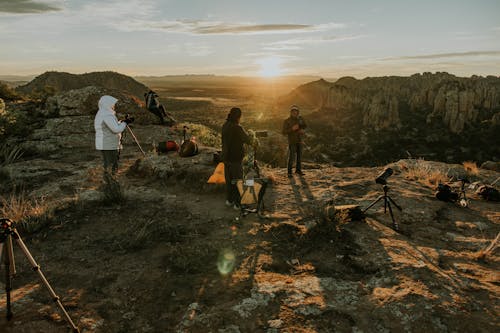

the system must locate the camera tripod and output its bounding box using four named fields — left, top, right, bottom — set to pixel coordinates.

left=363, top=185, right=402, bottom=231
left=0, top=218, right=79, bottom=332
